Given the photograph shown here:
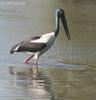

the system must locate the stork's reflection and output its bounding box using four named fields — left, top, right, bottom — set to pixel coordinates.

left=9, top=66, right=54, bottom=100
